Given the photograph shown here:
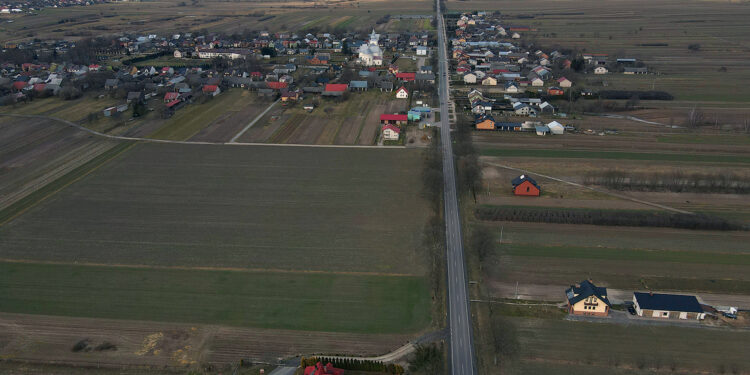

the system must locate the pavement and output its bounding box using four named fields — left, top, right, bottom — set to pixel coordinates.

left=267, top=366, right=296, bottom=375
left=435, top=2, right=477, bottom=374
